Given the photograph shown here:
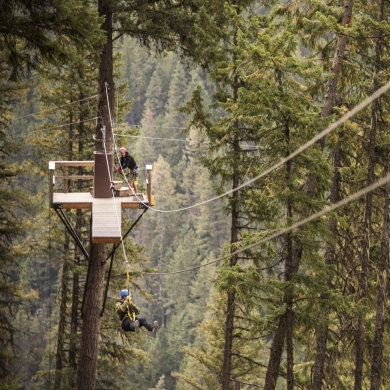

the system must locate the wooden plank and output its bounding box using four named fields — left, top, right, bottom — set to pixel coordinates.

left=61, top=203, right=93, bottom=210
left=92, top=198, right=122, bottom=244
left=54, top=161, right=94, bottom=167
left=55, top=175, right=94, bottom=180
left=52, top=192, right=149, bottom=210
left=92, top=237, right=121, bottom=244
